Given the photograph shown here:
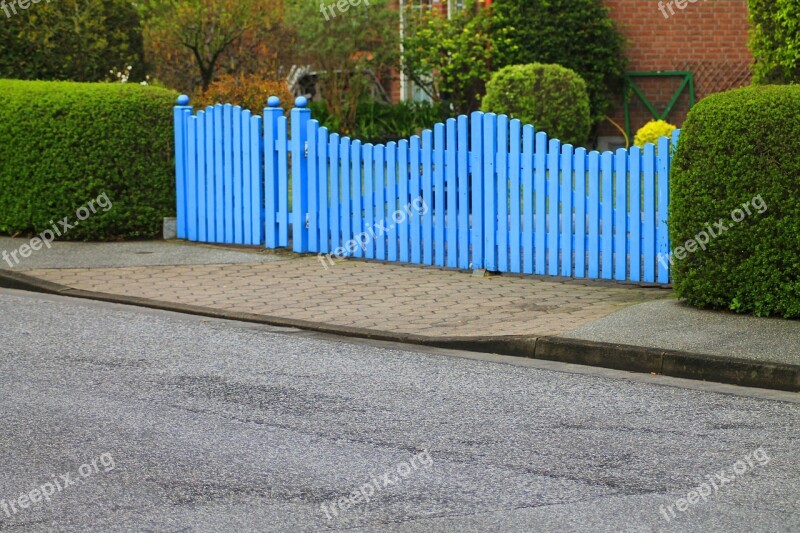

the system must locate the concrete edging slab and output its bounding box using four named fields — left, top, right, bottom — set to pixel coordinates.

left=1, top=269, right=798, bottom=392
